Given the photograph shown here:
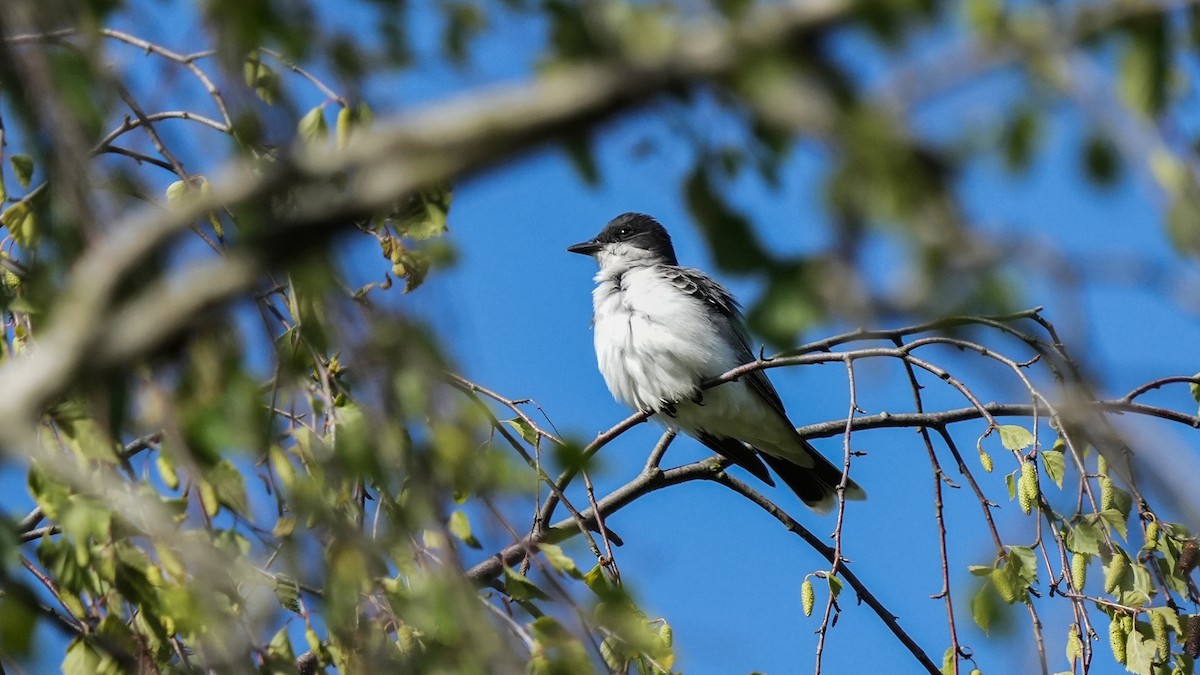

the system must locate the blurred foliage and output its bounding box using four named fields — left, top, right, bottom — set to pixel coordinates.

left=0, top=0, right=1198, bottom=673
